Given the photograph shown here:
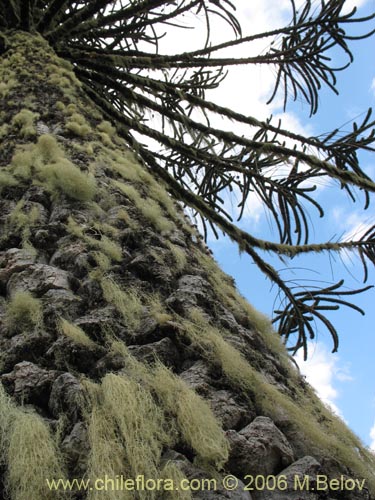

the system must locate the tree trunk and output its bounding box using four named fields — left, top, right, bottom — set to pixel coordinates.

left=0, top=32, right=374, bottom=500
